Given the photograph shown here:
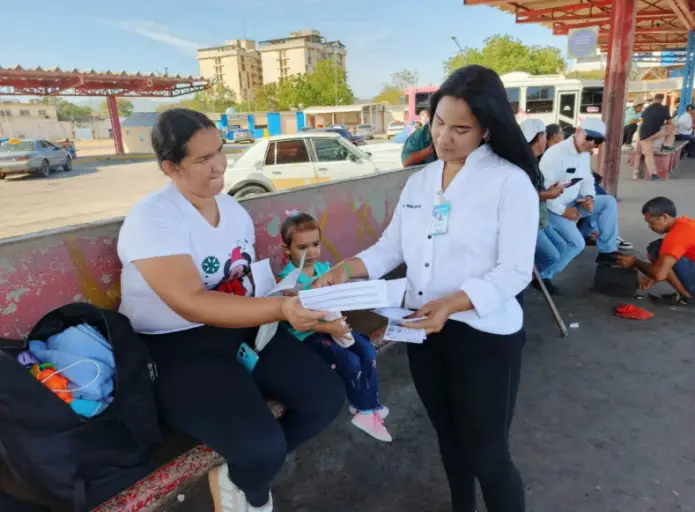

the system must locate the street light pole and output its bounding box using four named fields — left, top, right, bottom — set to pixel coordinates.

left=450, top=36, right=463, bottom=51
